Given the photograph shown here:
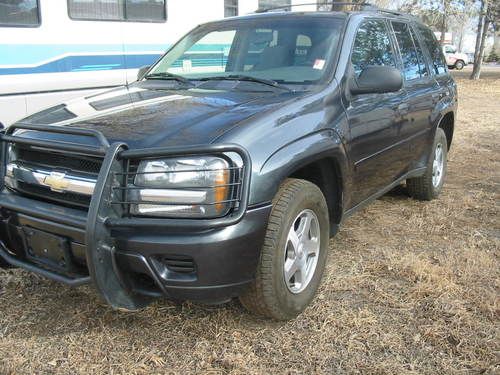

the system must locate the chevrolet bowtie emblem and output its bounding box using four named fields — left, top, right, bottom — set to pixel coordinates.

left=43, top=172, right=70, bottom=192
